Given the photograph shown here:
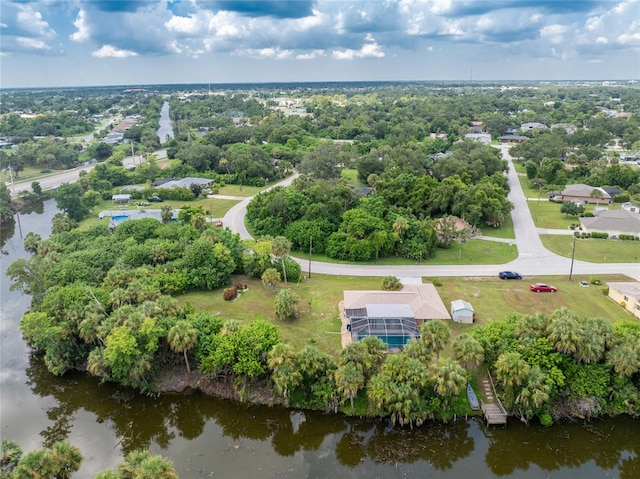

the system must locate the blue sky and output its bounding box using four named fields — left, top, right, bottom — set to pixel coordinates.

left=1, top=0, right=639, bottom=88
